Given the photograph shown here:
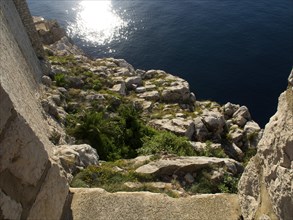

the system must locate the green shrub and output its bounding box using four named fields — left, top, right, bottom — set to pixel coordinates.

left=66, top=104, right=155, bottom=161
left=138, top=131, right=196, bottom=156
left=218, top=173, right=239, bottom=193
left=54, top=73, right=67, bottom=87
